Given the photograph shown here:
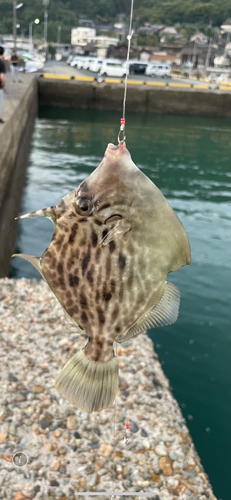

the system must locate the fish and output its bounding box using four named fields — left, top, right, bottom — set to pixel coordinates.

left=13, top=142, right=191, bottom=413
